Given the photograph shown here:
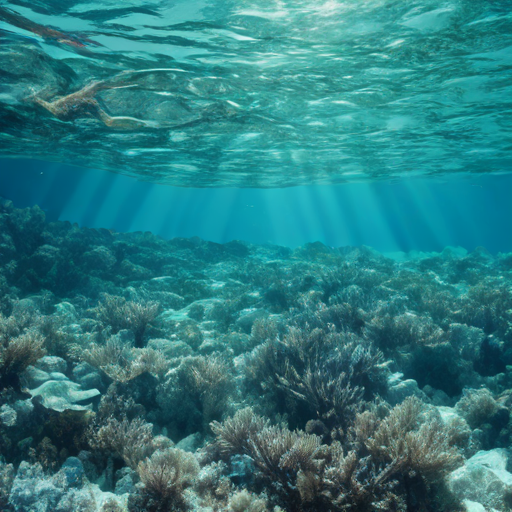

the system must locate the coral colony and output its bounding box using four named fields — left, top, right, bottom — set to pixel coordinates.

left=1, top=200, right=512, bottom=511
